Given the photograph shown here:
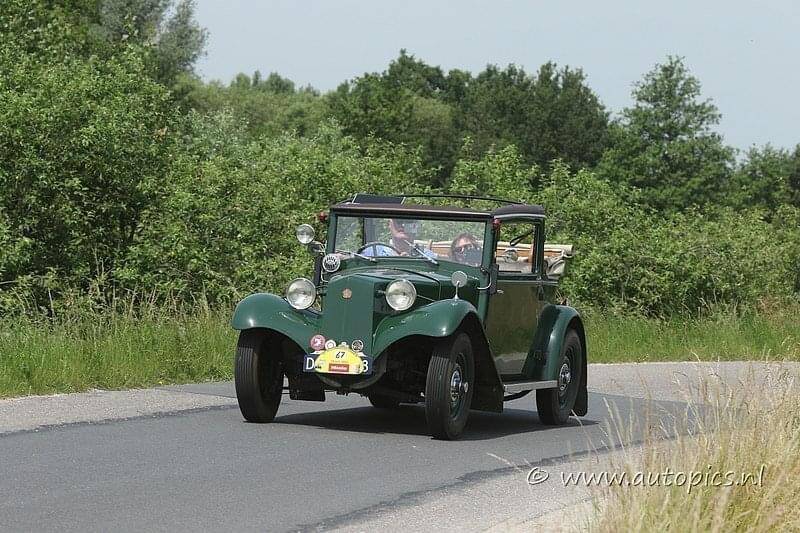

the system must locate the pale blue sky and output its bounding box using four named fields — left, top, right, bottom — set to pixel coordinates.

left=195, top=0, right=799, bottom=151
